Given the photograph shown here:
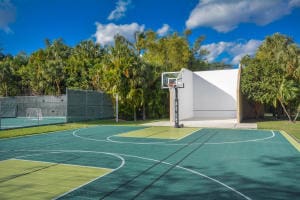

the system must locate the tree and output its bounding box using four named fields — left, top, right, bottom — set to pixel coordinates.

left=44, top=38, right=70, bottom=95
left=19, top=39, right=70, bottom=95
left=0, top=53, right=27, bottom=96
left=66, top=40, right=104, bottom=90
left=275, top=79, right=299, bottom=121
left=241, top=33, right=300, bottom=122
